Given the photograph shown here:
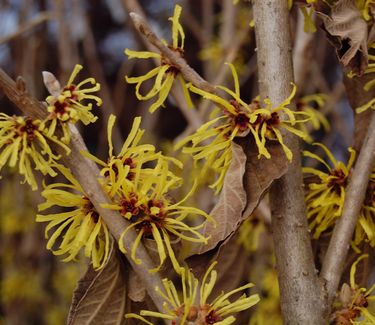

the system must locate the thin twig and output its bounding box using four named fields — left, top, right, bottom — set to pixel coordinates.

left=0, top=11, right=54, bottom=45
left=0, top=68, right=166, bottom=313
left=321, top=110, right=375, bottom=305
left=253, top=1, right=326, bottom=323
